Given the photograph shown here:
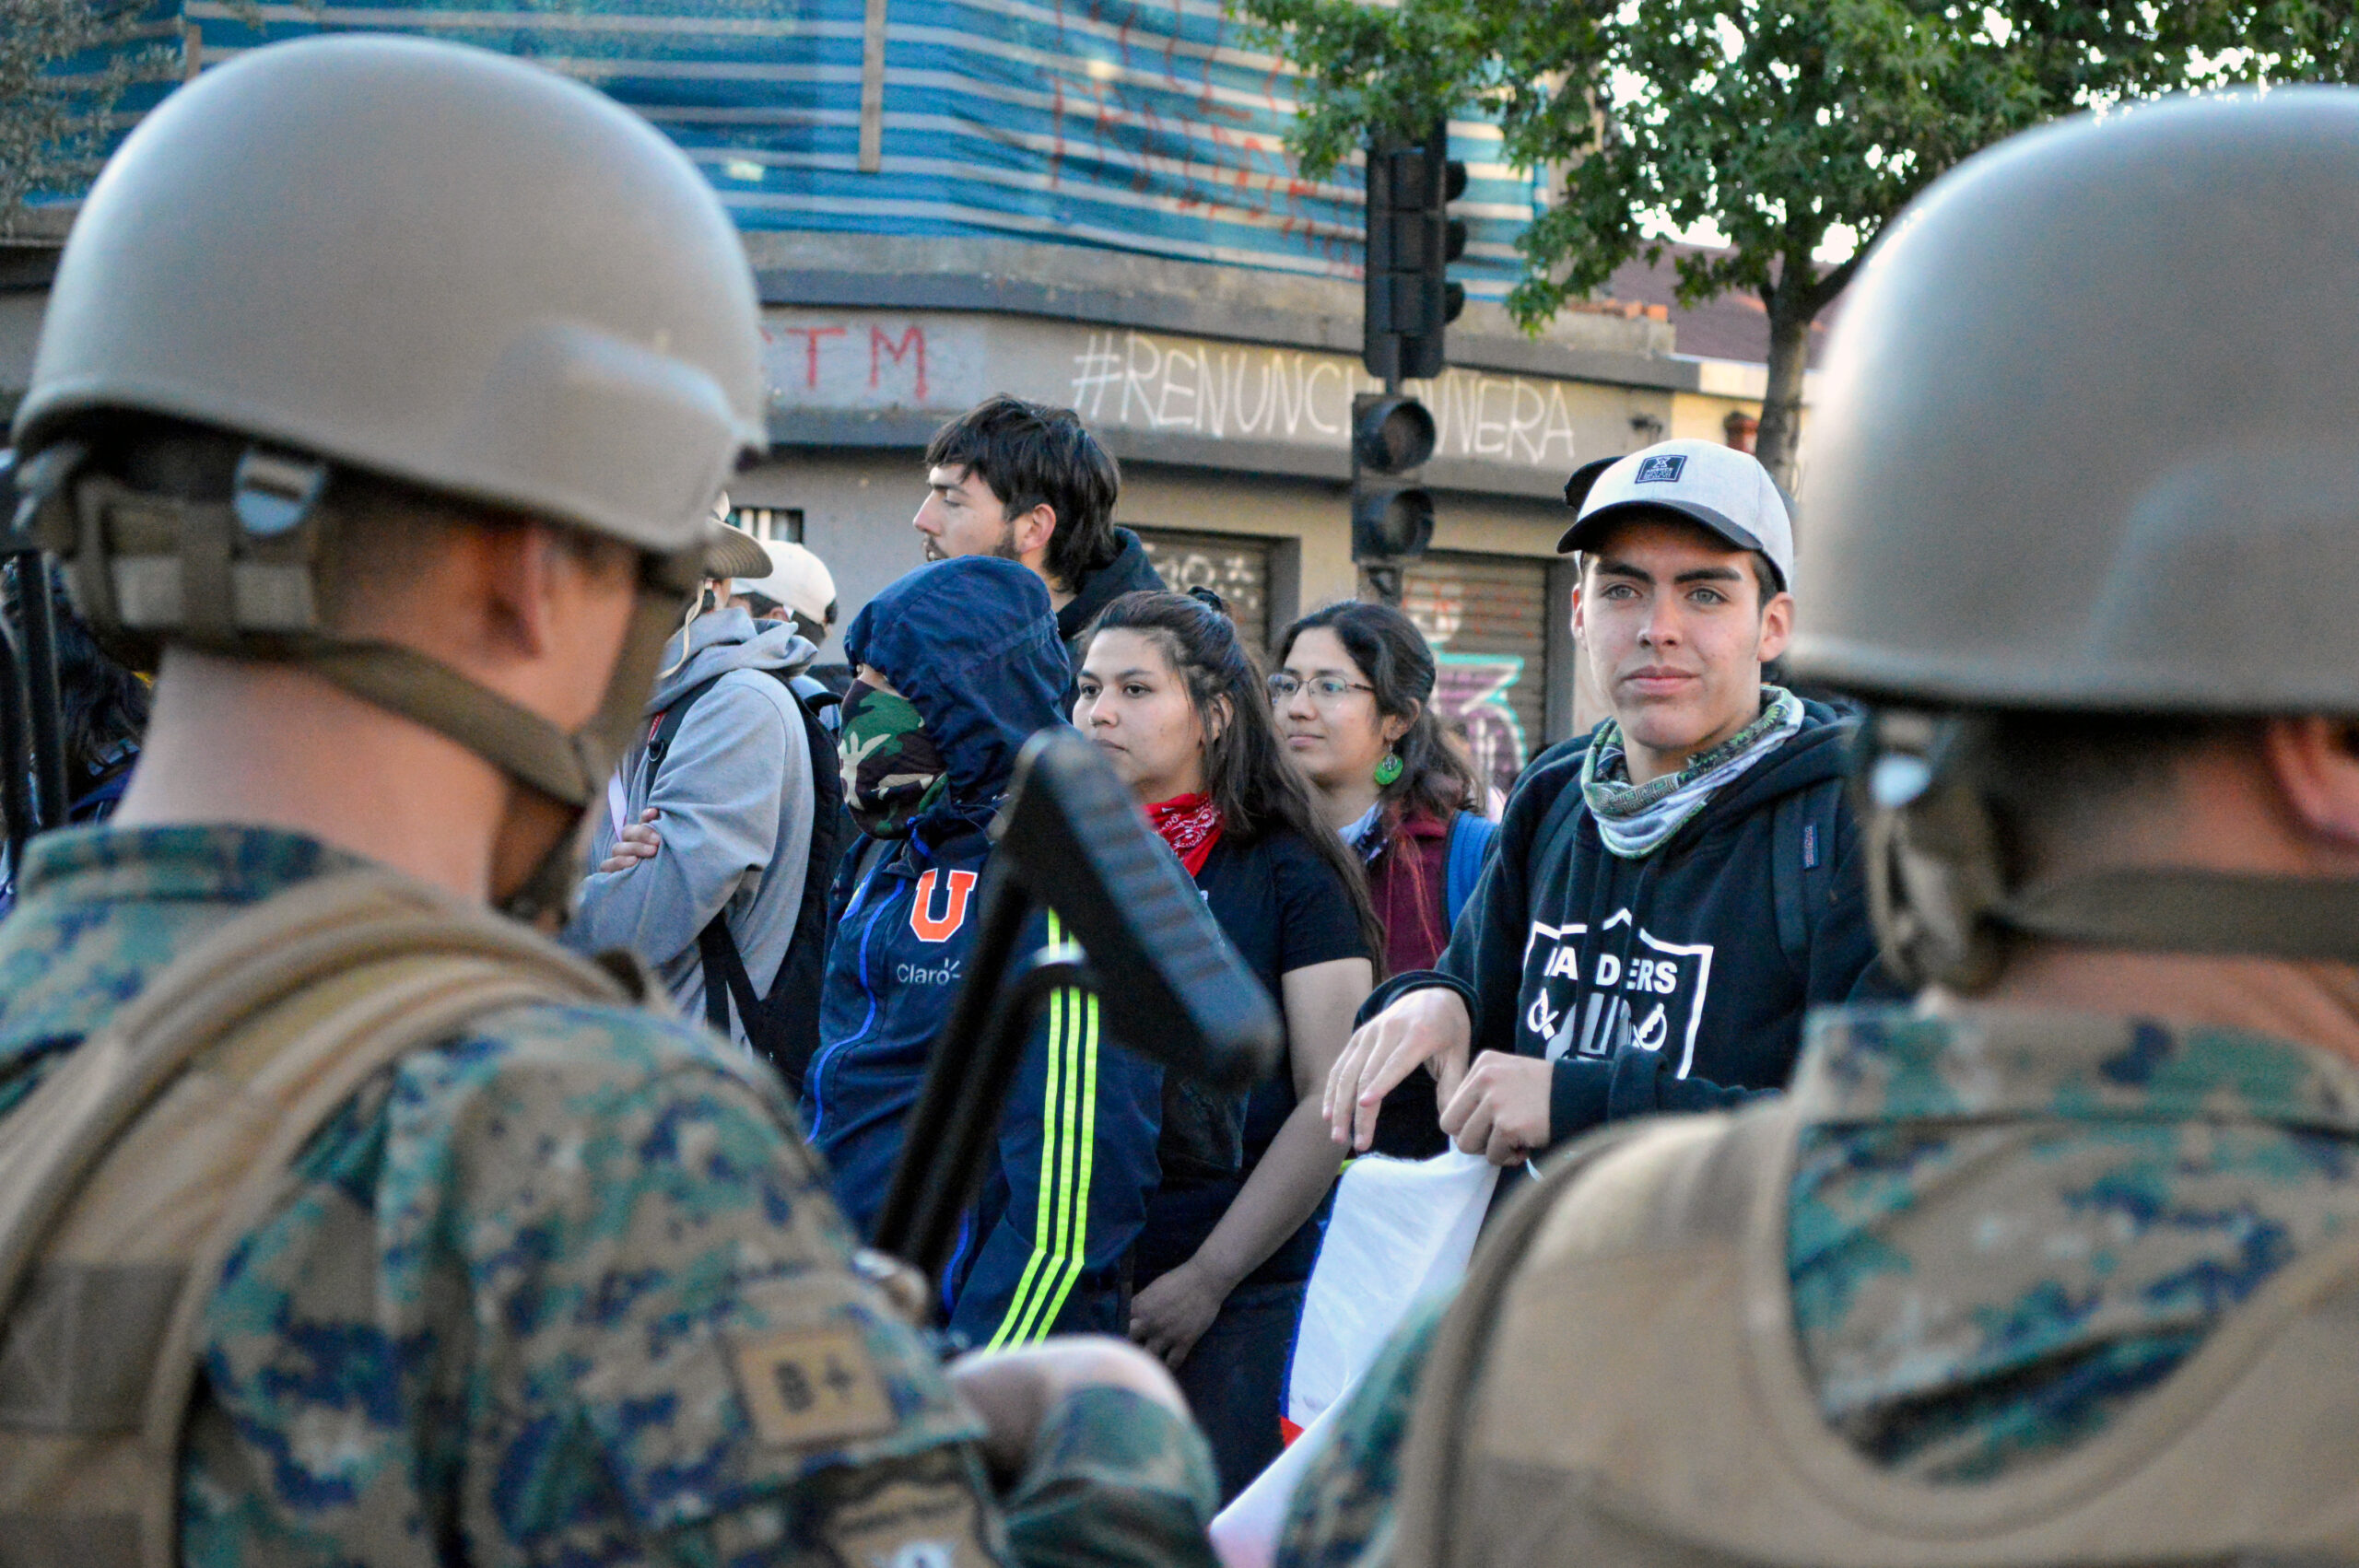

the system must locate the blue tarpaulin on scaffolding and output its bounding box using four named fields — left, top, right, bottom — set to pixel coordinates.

left=60, top=0, right=1538, bottom=298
